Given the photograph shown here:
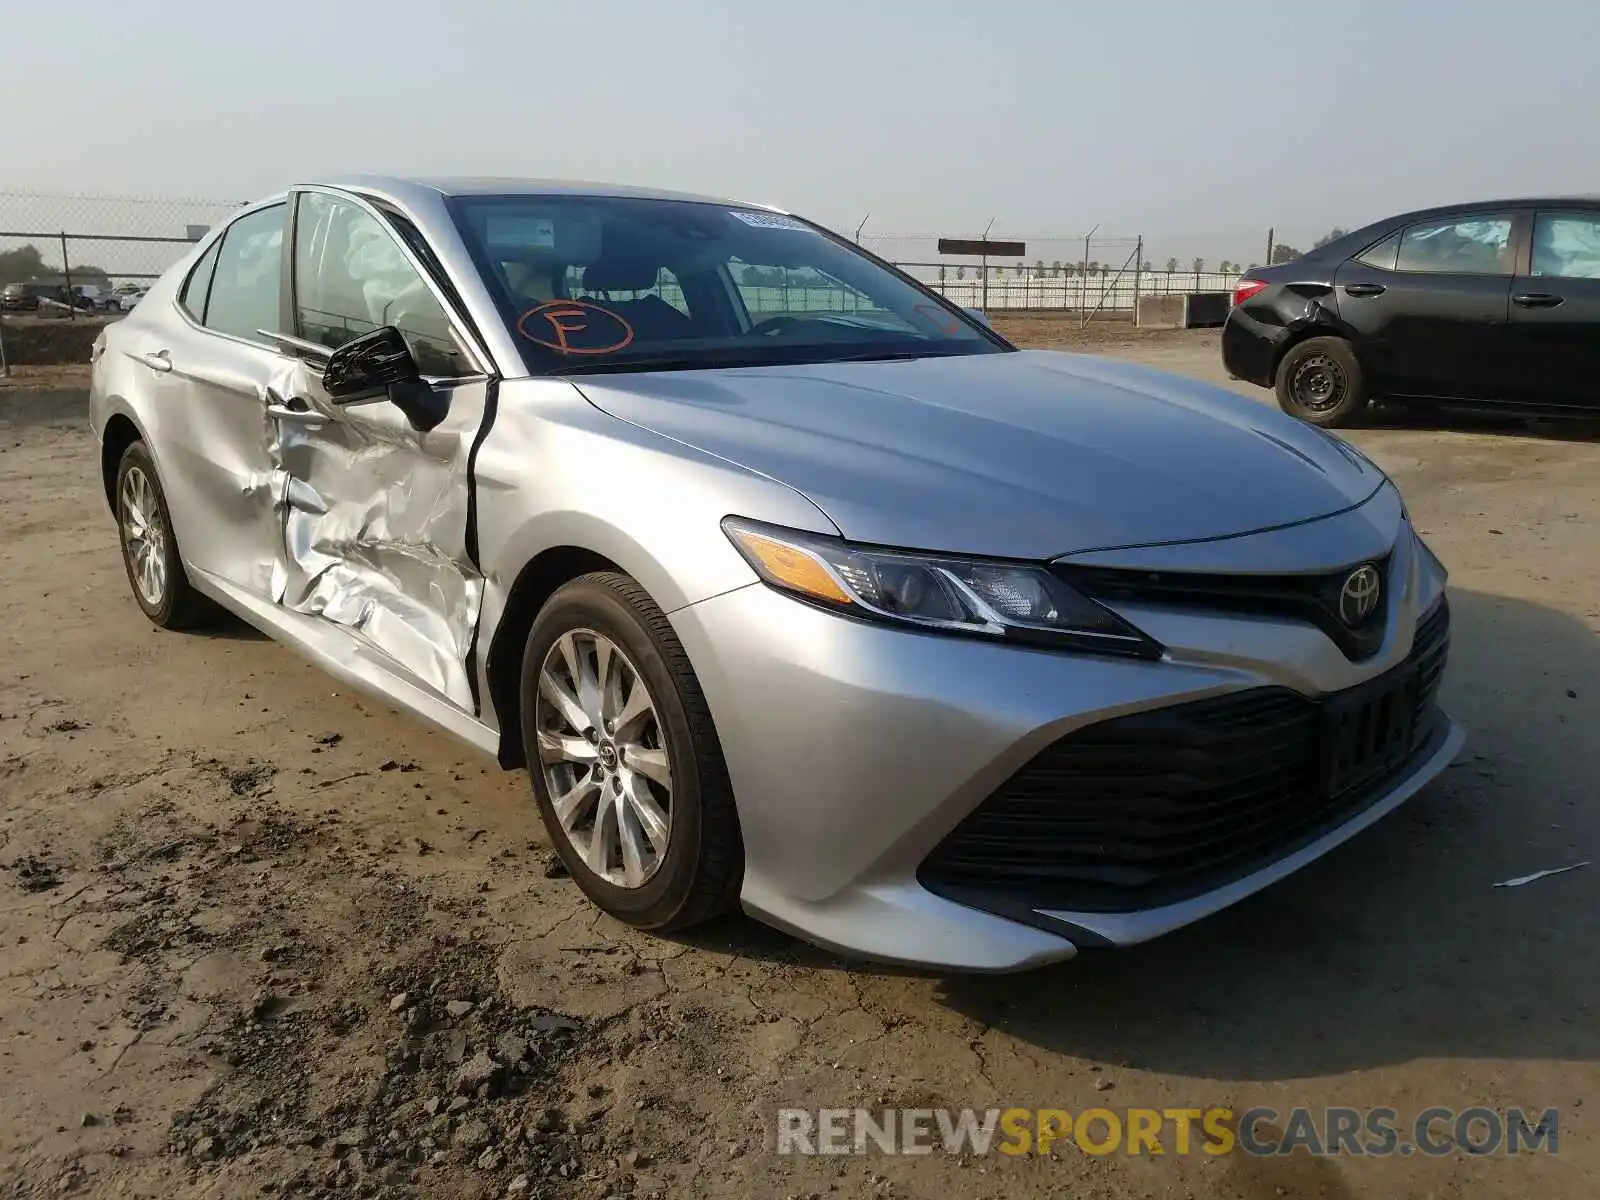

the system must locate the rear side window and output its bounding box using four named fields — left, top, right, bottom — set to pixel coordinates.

left=1531, top=212, right=1600, bottom=280
left=1395, top=214, right=1514, bottom=275
left=202, top=204, right=285, bottom=342
left=1353, top=232, right=1400, bottom=271
left=178, top=238, right=222, bottom=319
